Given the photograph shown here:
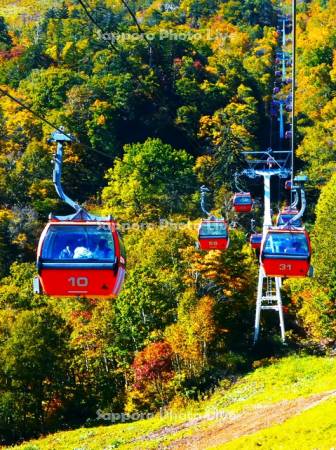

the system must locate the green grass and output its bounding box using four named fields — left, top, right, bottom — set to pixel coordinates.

left=11, top=355, right=336, bottom=450
left=217, top=396, right=336, bottom=450
left=209, top=354, right=336, bottom=413
left=9, top=415, right=215, bottom=450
